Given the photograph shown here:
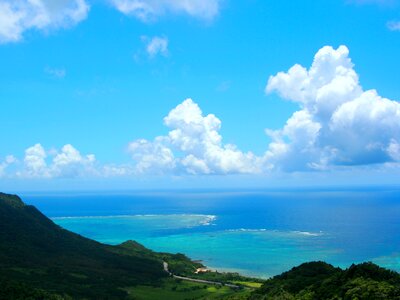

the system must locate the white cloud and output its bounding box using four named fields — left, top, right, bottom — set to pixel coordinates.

left=128, top=138, right=175, bottom=174
left=0, top=0, right=89, bottom=43
left=2, top=143, right=132, bottom=179
left=110, top=0, right=221, bottom=21
left=143, top=36, right=168, bottom=57
left=387, top=20, right=400, bottom=31
left=16, top=143, right=96, bottom=178
left=387, top=139, right=400, bottom=161
left=51, top=144, right=96, bottom=177
left=265, top=45, right=400, bottom=171
left=23, top=143, right=49, bottom=177
left=128, top=99, right=262, bottom=175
